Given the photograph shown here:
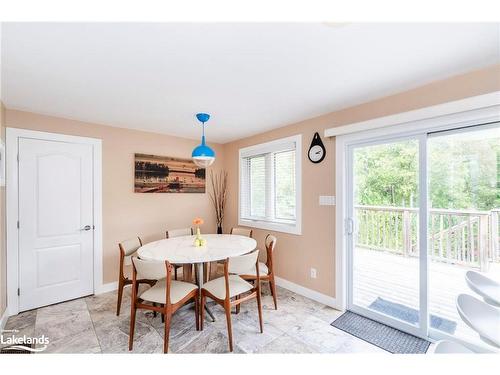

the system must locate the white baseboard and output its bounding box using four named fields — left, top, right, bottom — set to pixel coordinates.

left=94, top=281, right=118, bottom=295
left=275, top=276, right=338, bottom=309
left=0, top=307, right=9, bottom=331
